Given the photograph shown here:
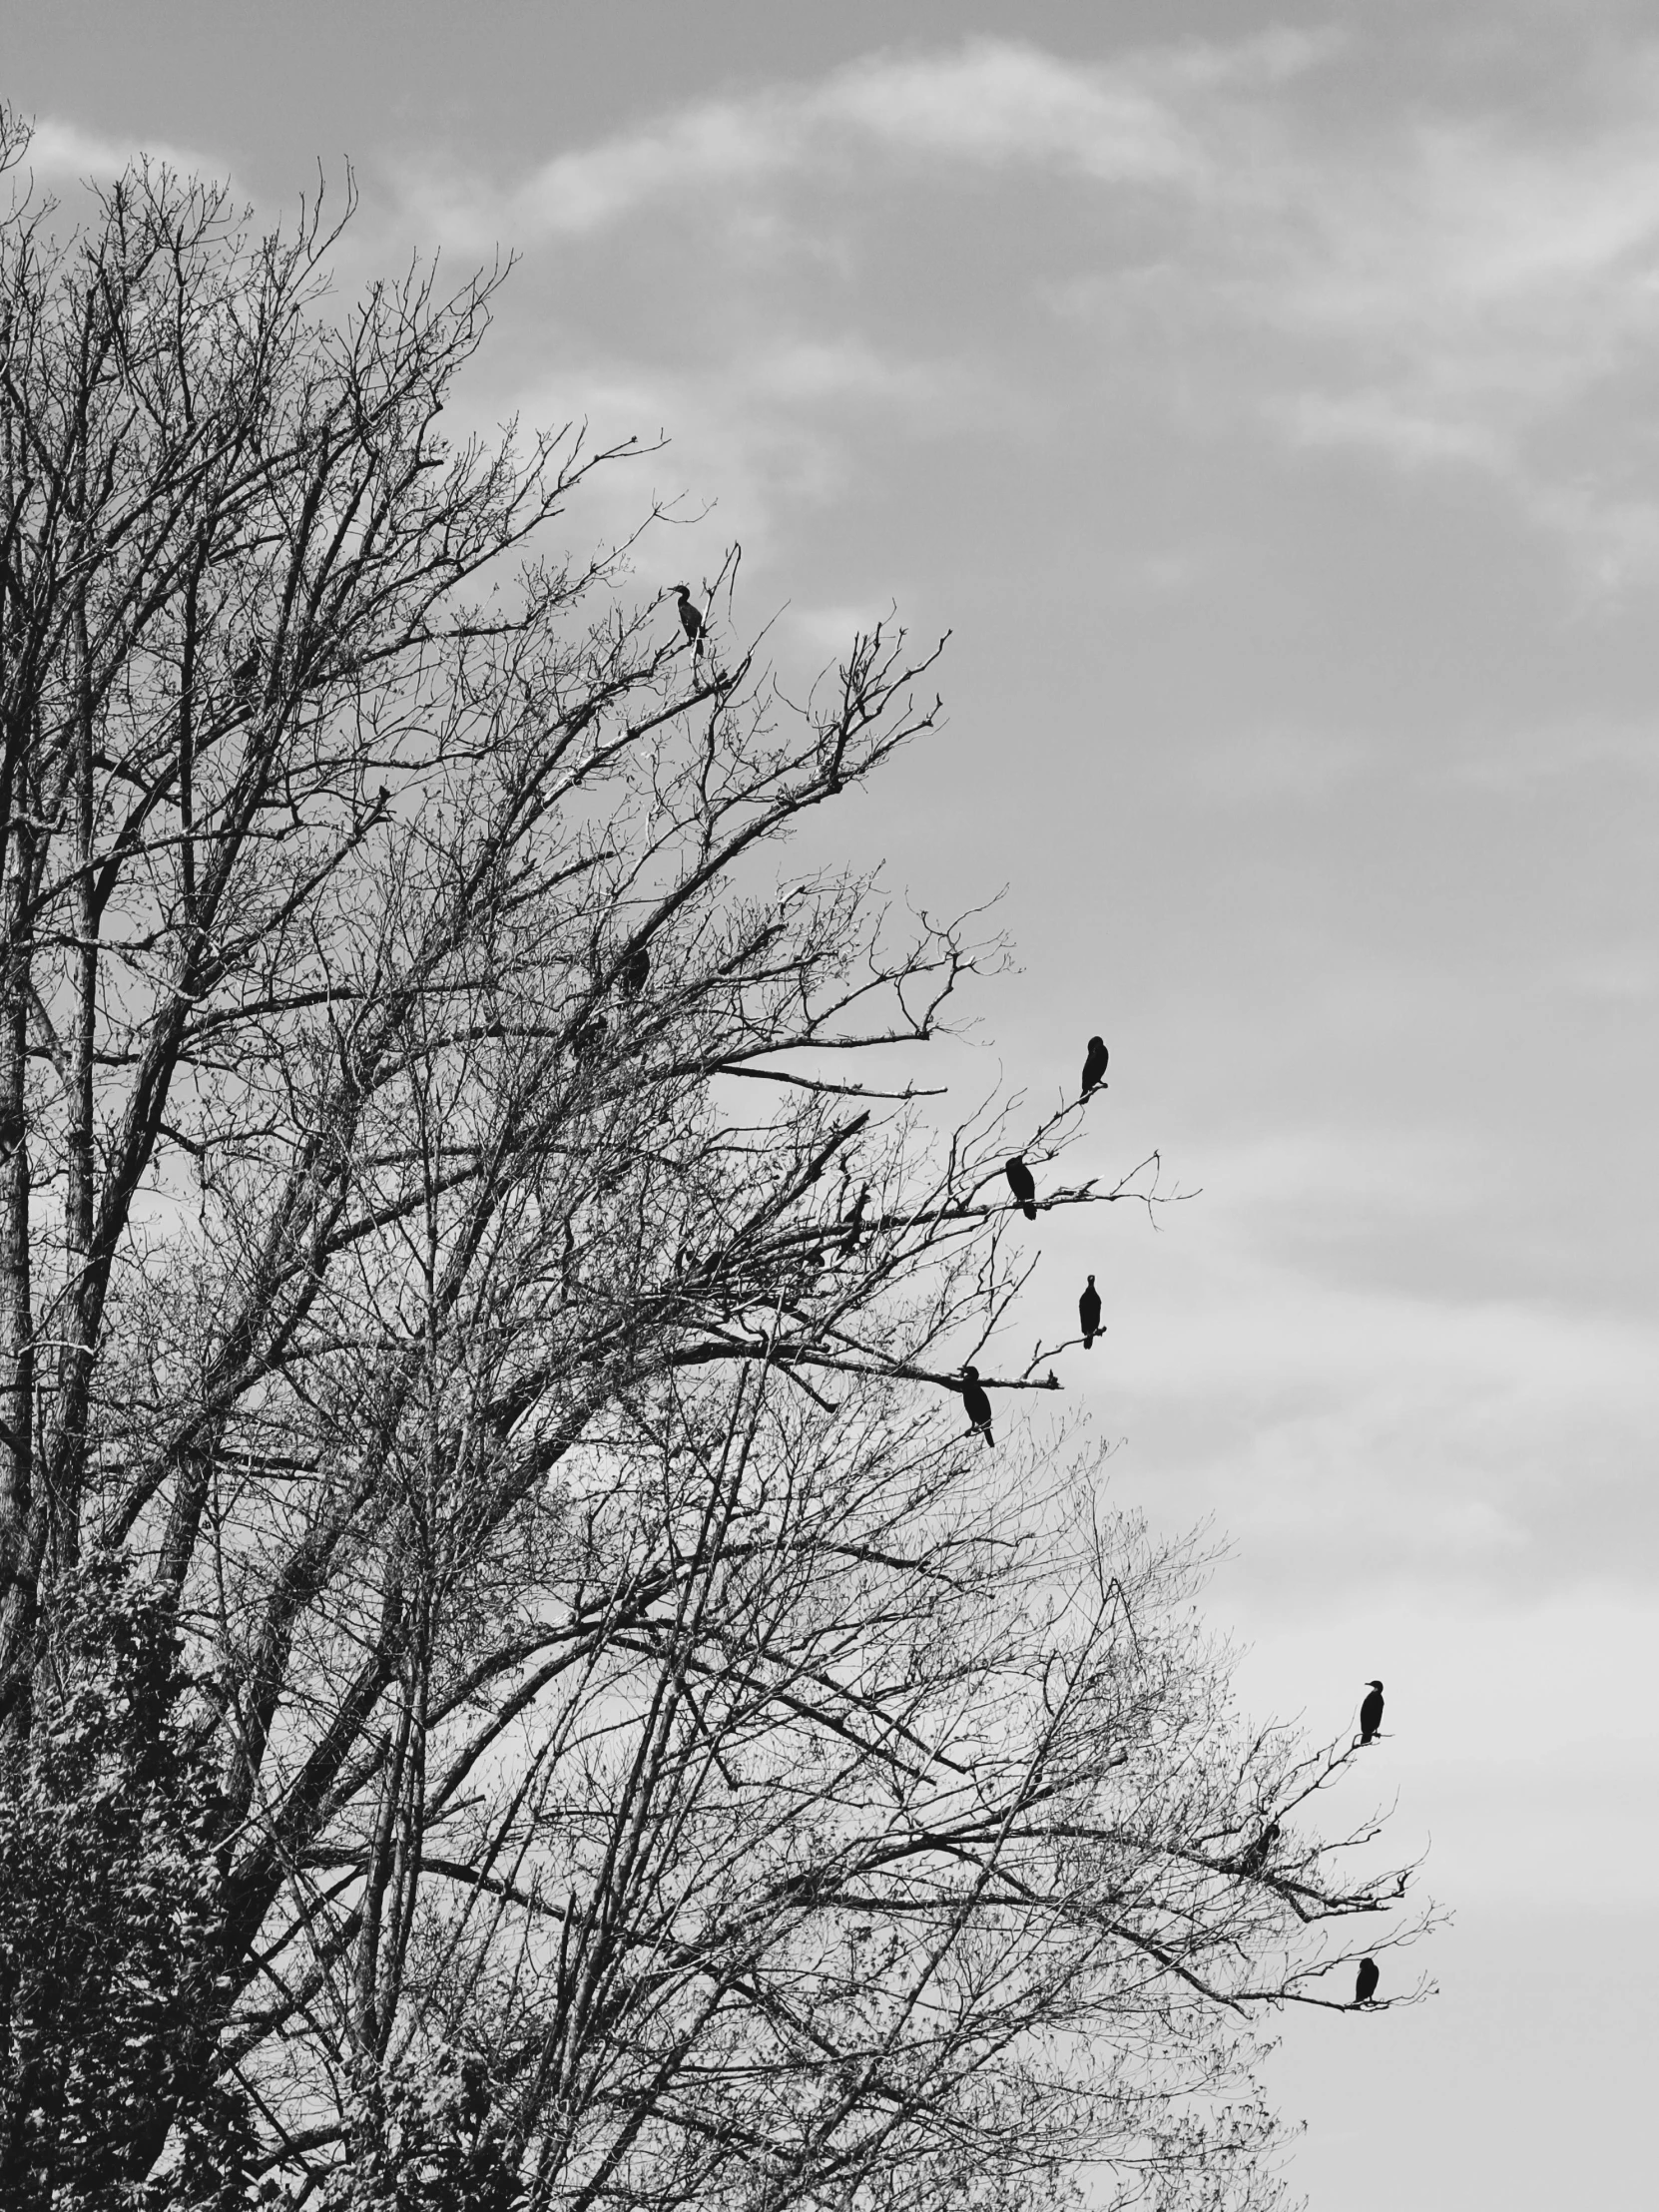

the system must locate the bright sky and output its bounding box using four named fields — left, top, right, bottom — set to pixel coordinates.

left=8, top=4, right=1656, bottom=2203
